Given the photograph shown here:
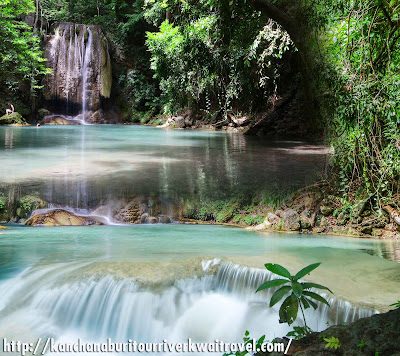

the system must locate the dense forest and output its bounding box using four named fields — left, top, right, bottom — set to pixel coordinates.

left=1, top=0, right=400, bottom=218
